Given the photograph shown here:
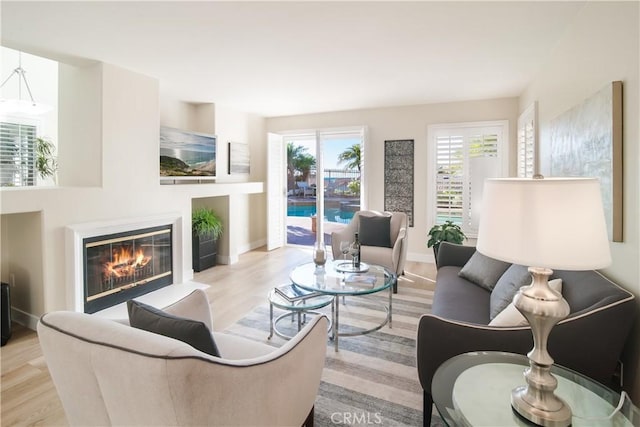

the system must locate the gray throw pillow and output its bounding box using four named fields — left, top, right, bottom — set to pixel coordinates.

left=458, top=251, right=511, bottom=292
left=489, top=264, right=532, bottom=320
left=127, top=300, right=220, bottom=357
left=359, top=215, right=392, bottom=248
